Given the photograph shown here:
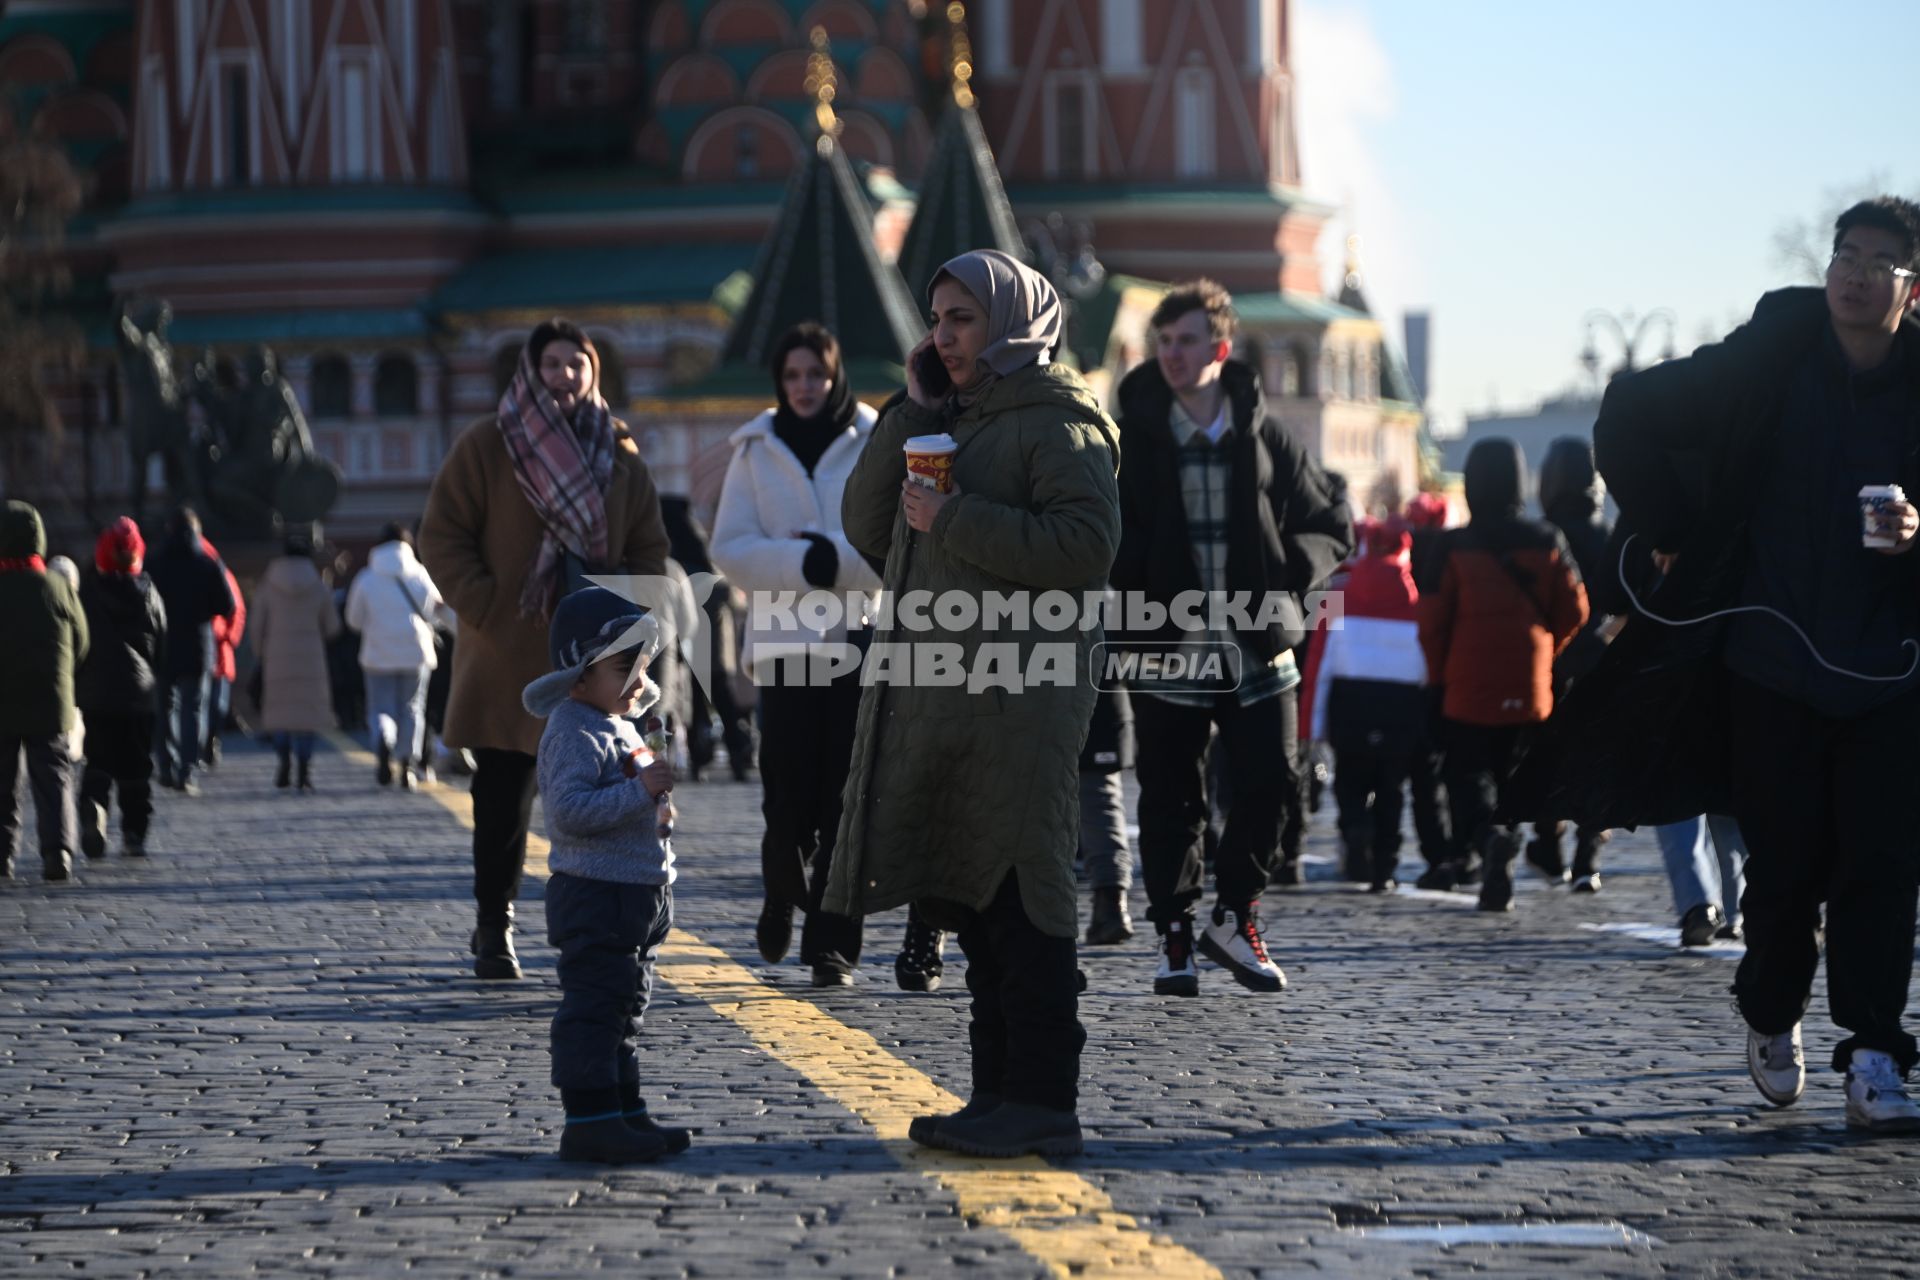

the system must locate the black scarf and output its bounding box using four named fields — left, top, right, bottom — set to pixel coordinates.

left=773, top=375, right=856, bottom=477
